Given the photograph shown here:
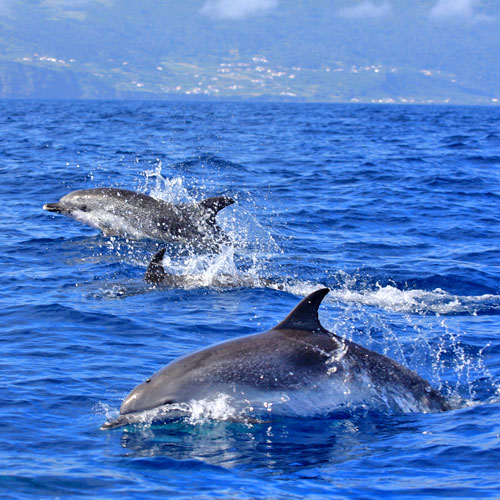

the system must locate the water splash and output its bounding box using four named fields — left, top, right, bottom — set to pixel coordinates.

left=308, top=269, right=500, bottom=317
left=142, top=162, right=193, bottom=204
left=187, top=394, right=244, bottom=424
left=331, top=283, right=500, bottom=316
left=153, top=245, right=266, bottom=289
left=129, top=166, right=281, bottom=289
left=327, top=299, right=500, bottom=409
